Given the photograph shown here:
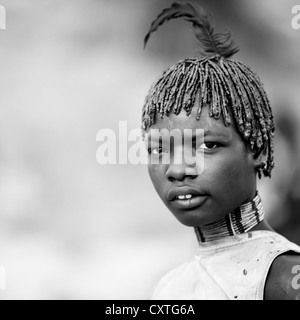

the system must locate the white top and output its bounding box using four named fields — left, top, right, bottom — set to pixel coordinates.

left=152, top=230, right=300, bottom=300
